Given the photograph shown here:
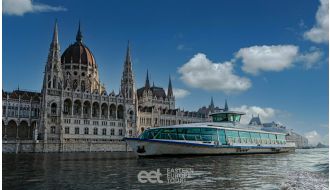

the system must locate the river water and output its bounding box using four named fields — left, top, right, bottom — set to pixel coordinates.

left=3, top=148, right=329, bottom=190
